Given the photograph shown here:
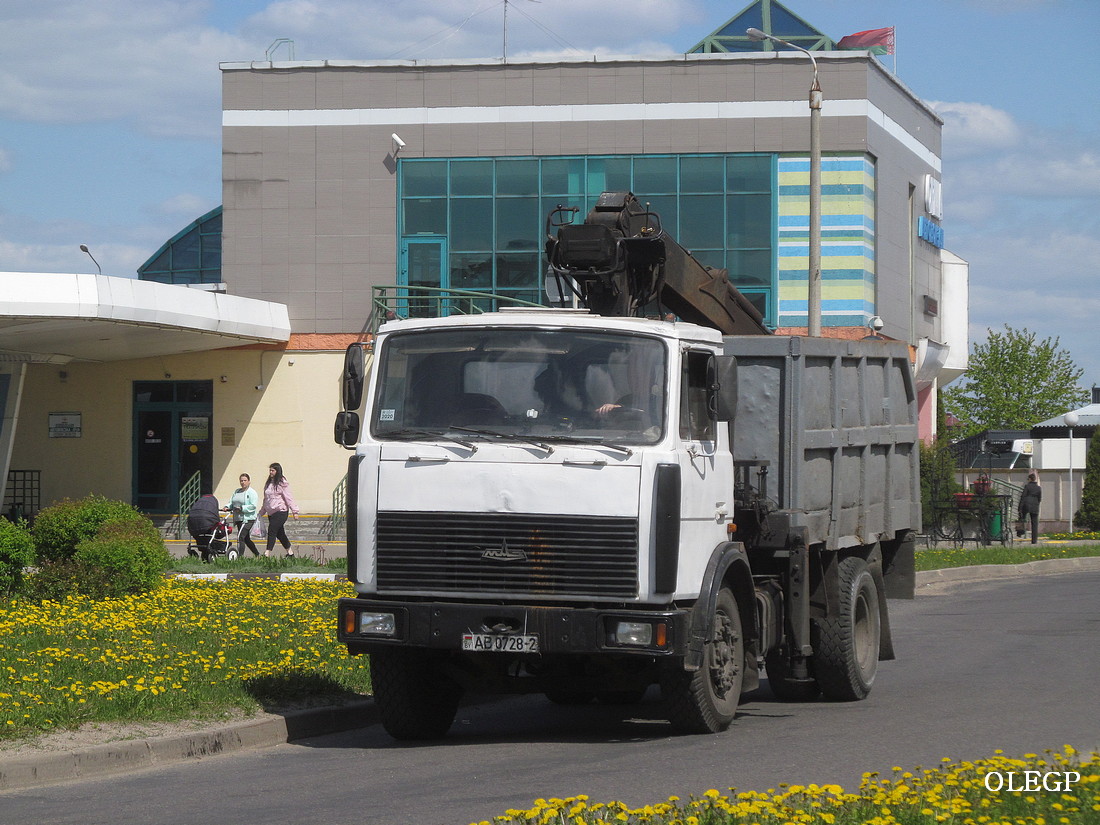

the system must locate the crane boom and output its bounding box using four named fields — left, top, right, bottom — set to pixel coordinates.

left=545, top=191, right=771, bottom=335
